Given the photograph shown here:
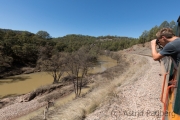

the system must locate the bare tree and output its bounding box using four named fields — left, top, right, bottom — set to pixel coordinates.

left=112, top=52, right=121, bottom=64
left=37, top=51, right=67, bottom=84
left=66, top=46, right=97, bottom=97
